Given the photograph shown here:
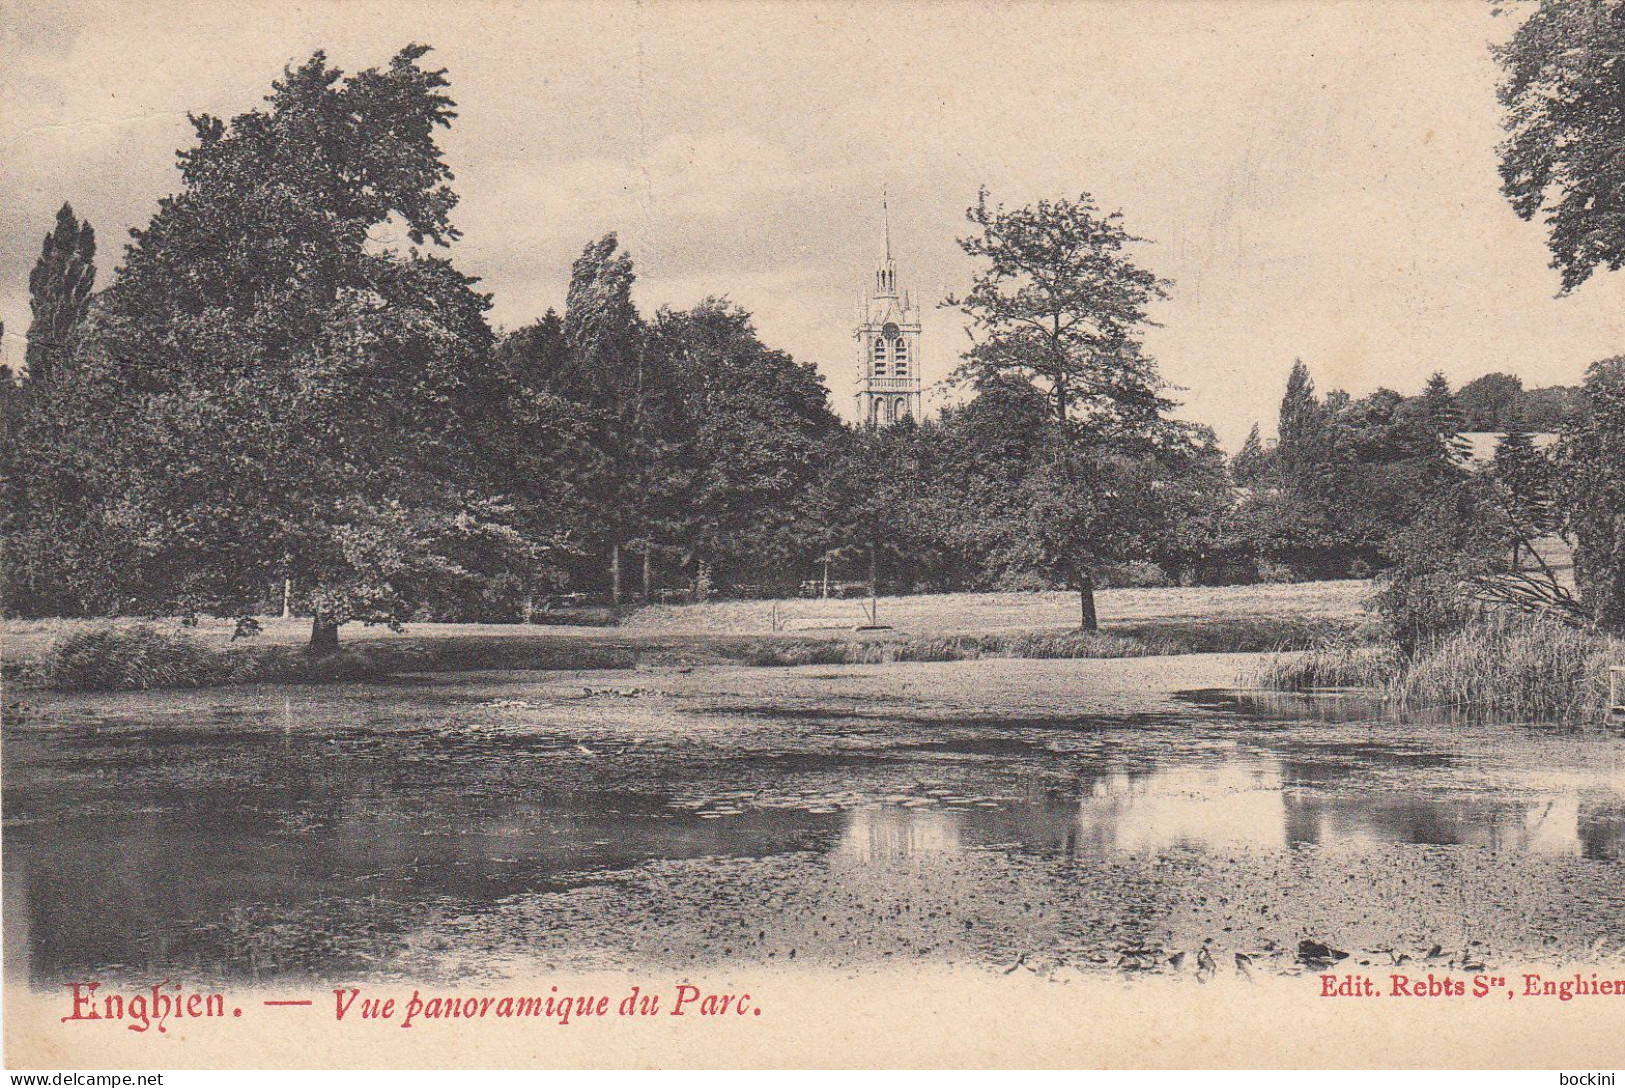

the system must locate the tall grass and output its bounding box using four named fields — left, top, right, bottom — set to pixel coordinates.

left=1249, top=613, right=1621, bottom=725
left=38, top=625, right=224, bottom=691
left=1387, top=615, right=1617, bottom=723
left=30, top=625, right=645, bottom=692
left=1245, top=641, right=1402, bottom=692
left=740, top=628, right=1186, bottom=667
